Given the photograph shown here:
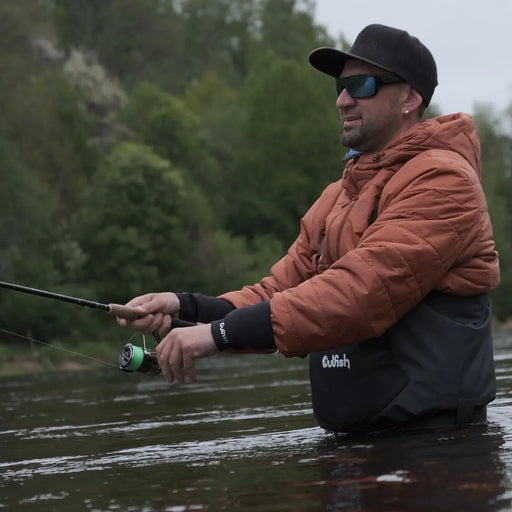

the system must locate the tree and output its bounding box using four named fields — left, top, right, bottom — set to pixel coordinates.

left=0, top=140, right=79, bottom=341
left=259, top=0, right=326, bottom=61
left=75, top=141, right=209, bottom=301
left=75, top=141, right=282, bottom=299
left=118, top=82, right=225, bottom=216
left=63, top=49, right=128, bottom=153
left=0, top=1, right=104, bottom=342
left=226, top=54, right=342, bottom=245
left=53, top=0, right=187, bottom=91
left=182, top=71, right=242, bottom=172
left=473, top=105, right=512, bottom=321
